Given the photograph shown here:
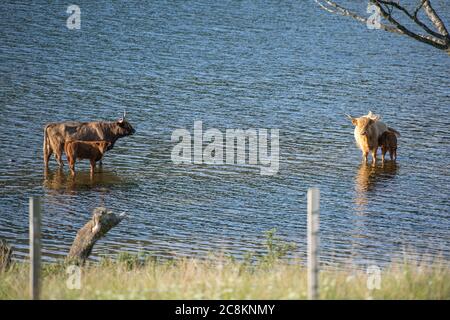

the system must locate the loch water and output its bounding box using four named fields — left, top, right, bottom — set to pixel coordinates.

left=0, top=1, right=449, bottom=267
